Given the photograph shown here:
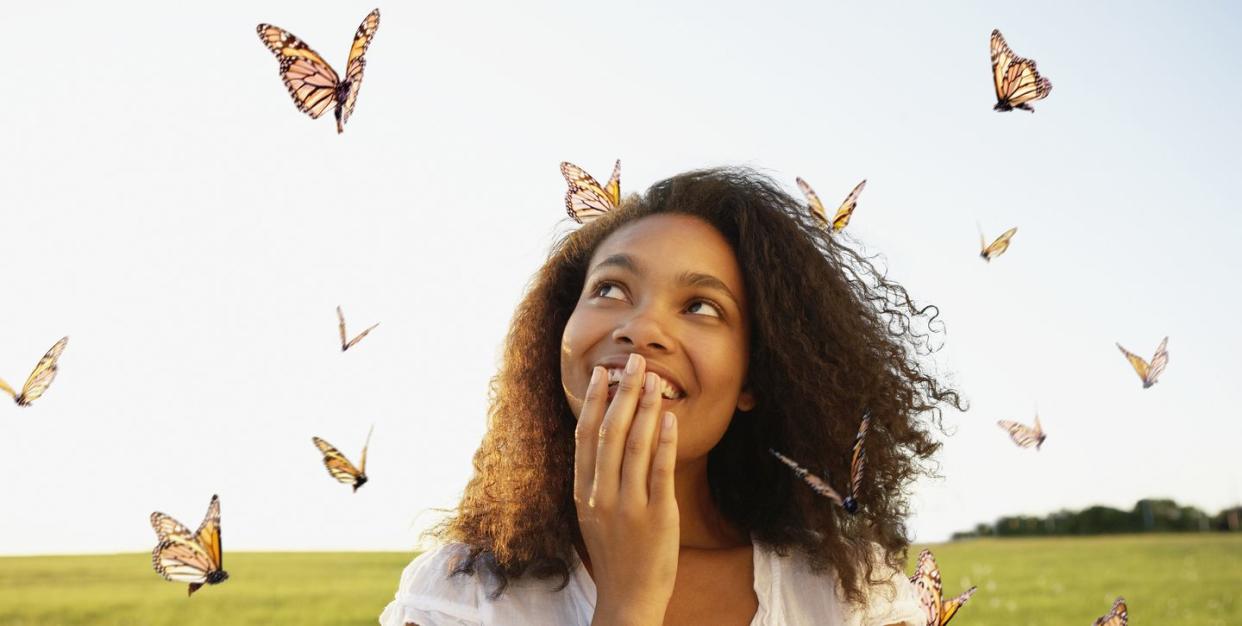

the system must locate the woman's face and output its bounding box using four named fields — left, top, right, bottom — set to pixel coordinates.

left=560, top=213, right=755, bottom=460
